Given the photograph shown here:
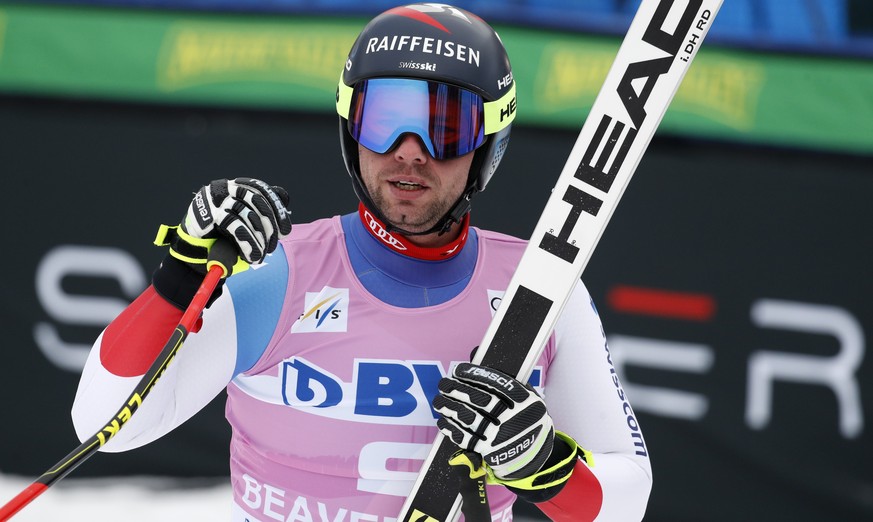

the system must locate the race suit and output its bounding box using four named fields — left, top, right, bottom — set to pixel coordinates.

left=72, top=212, right=652, bottom=521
